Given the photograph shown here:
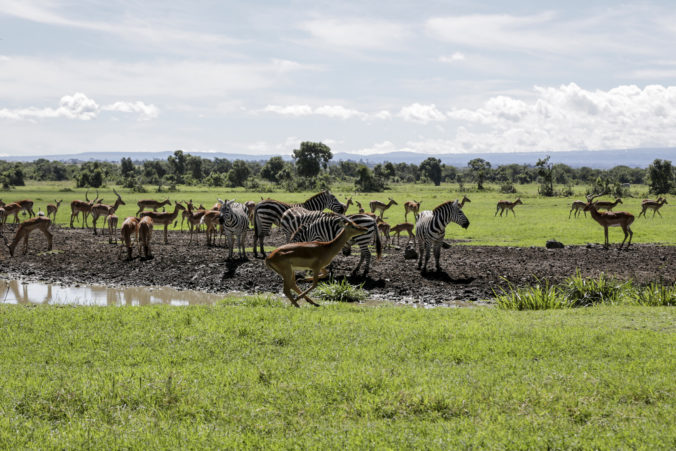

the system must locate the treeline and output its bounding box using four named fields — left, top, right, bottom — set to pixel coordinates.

left=1, top=142, right=674, bottom=195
